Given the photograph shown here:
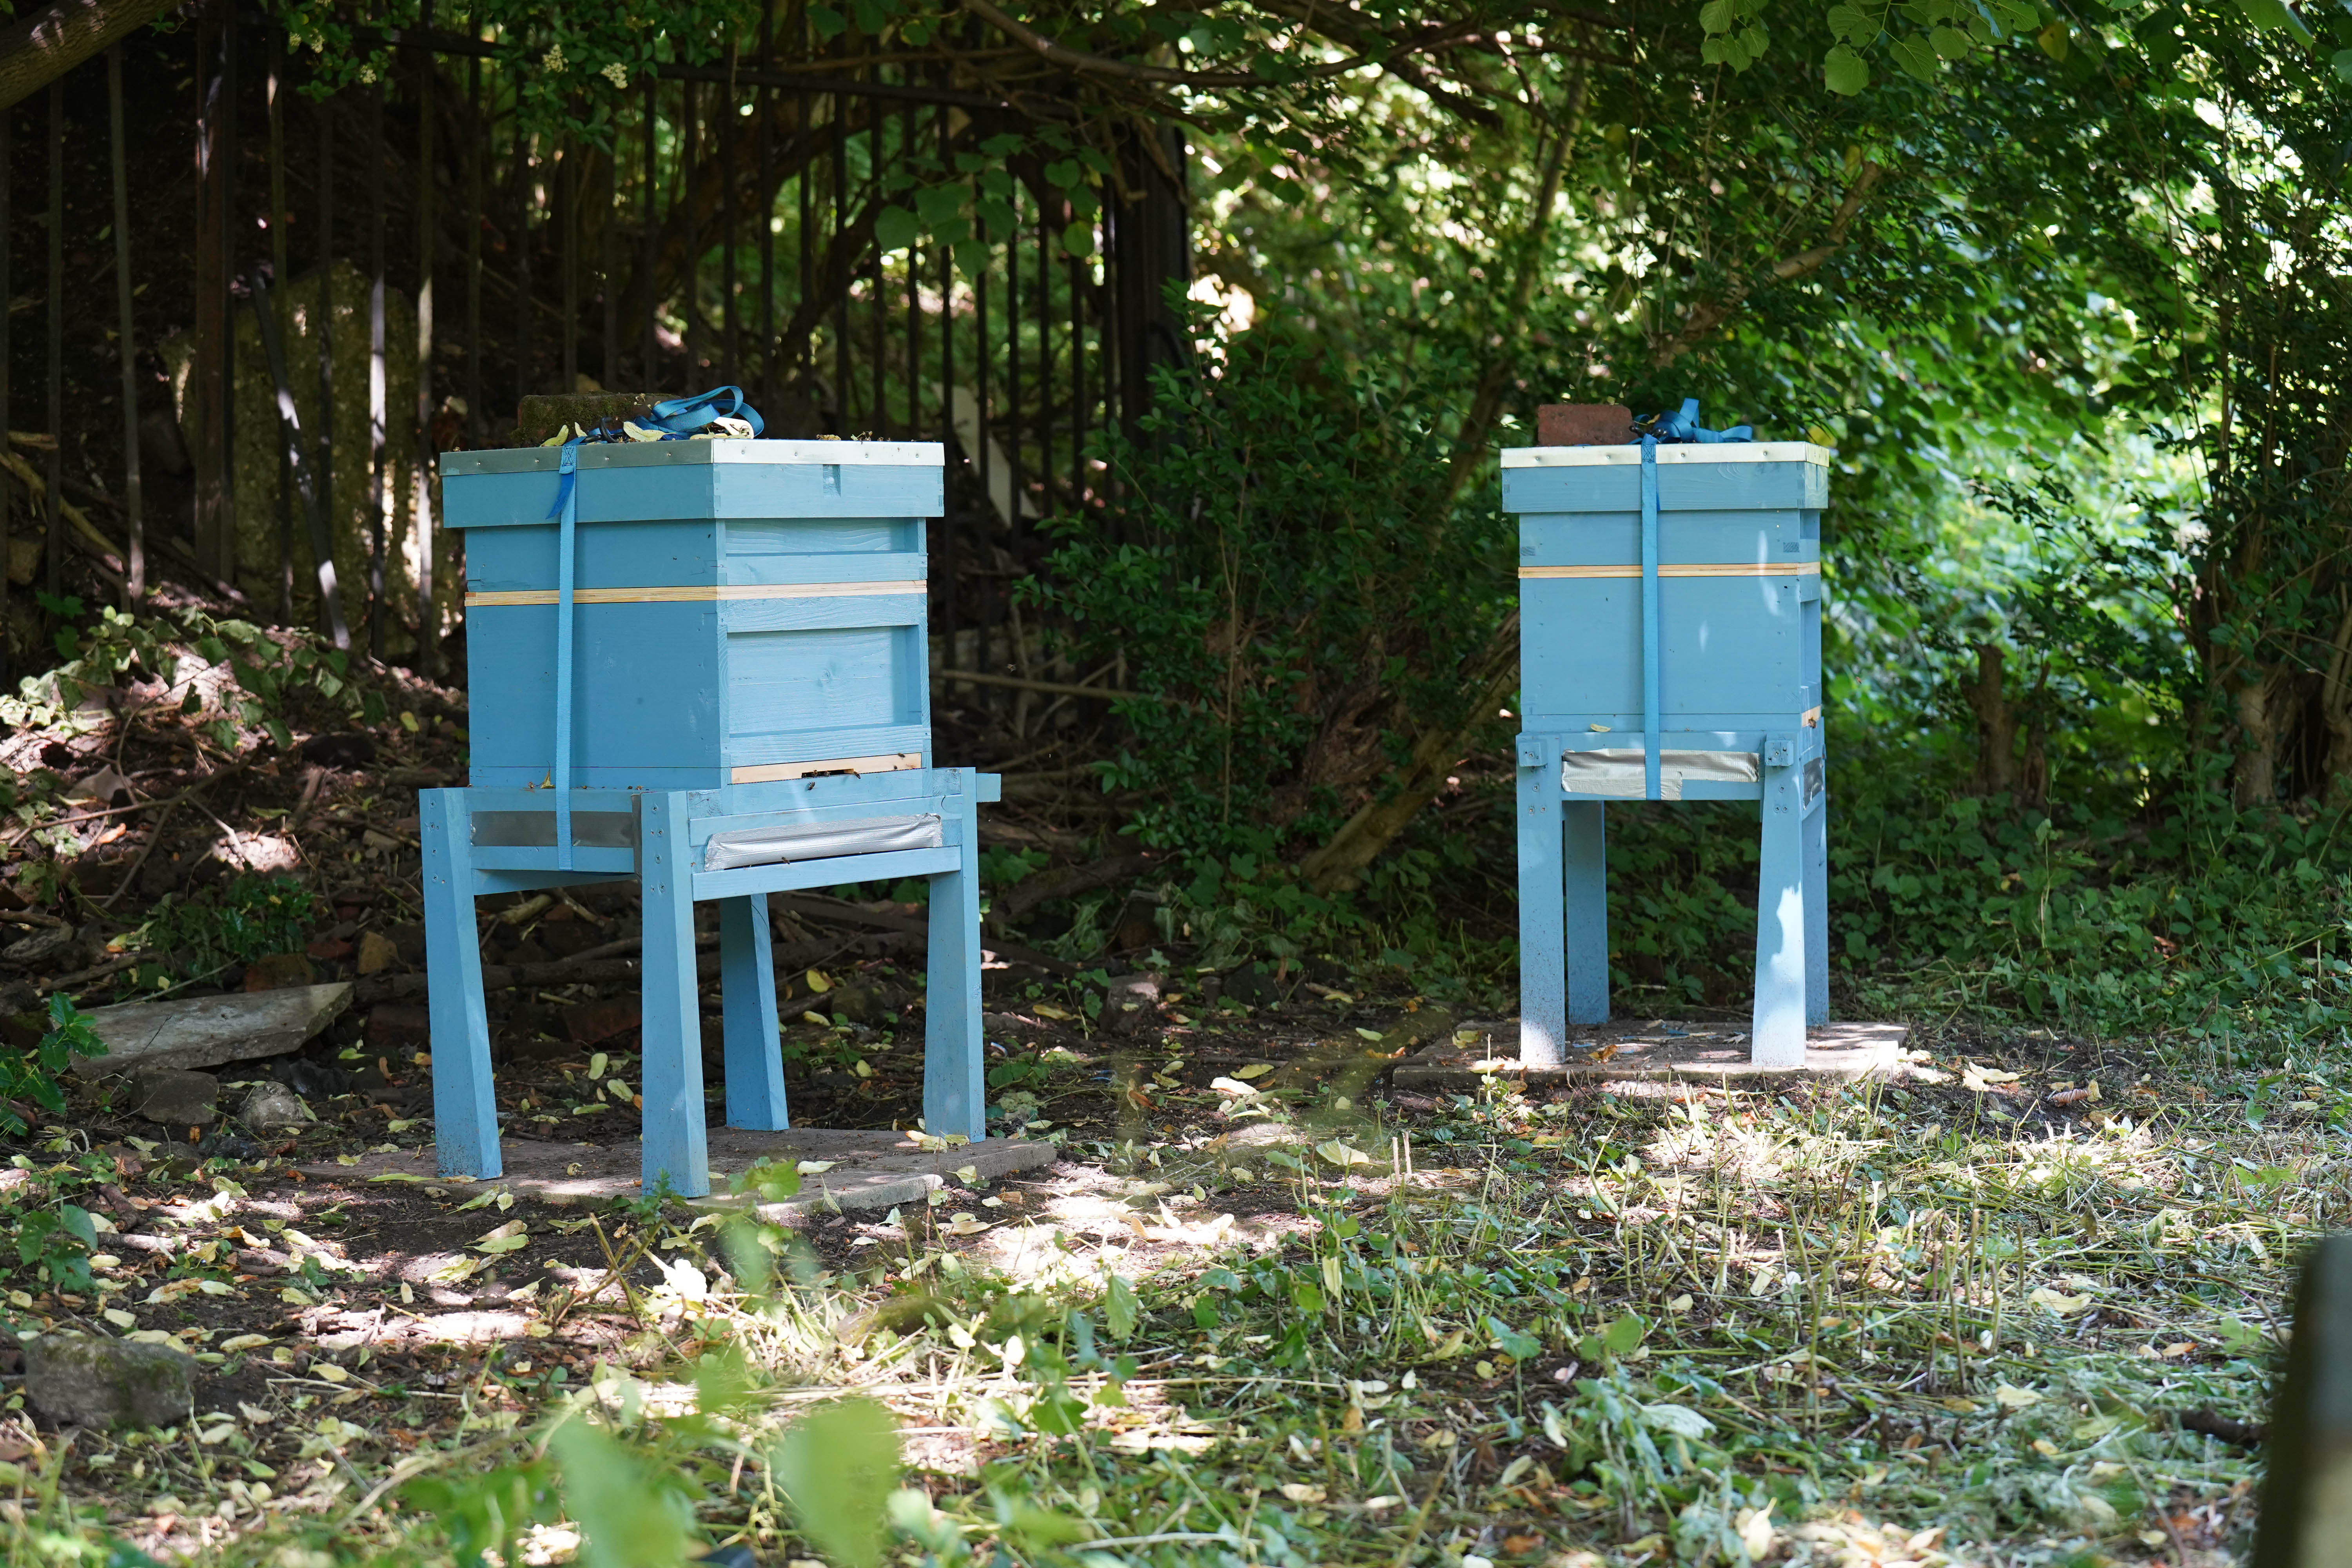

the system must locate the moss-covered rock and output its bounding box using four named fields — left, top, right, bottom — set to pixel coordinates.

left=24, top=1331, right=197, bottom=1430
